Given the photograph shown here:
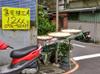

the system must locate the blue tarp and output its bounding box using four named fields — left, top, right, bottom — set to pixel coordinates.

left=0, top=0, right=36, bottom=21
